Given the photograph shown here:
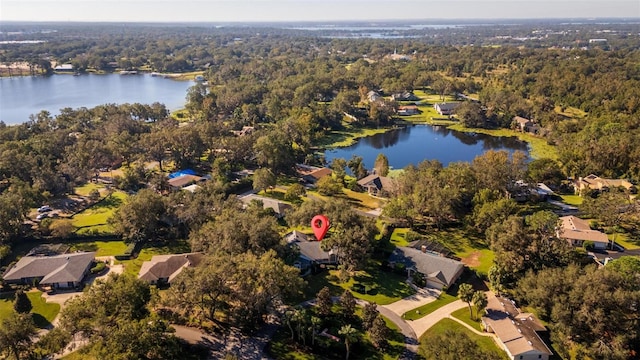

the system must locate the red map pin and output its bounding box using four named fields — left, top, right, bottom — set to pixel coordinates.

left=311, top=215, right=330, bottom=241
